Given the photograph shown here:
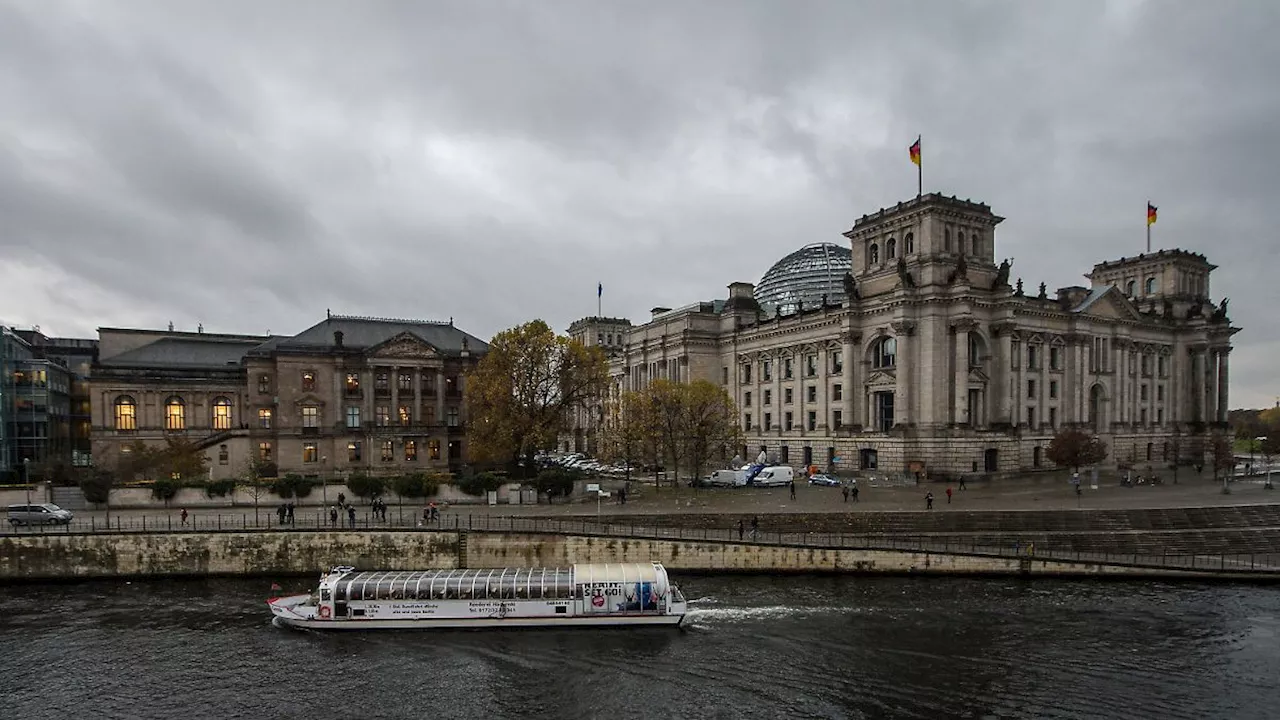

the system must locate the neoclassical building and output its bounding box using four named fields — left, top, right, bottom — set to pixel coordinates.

left=90, top=313, right=487, bottom=479
left=570, top=193, right=1239, bottom=477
